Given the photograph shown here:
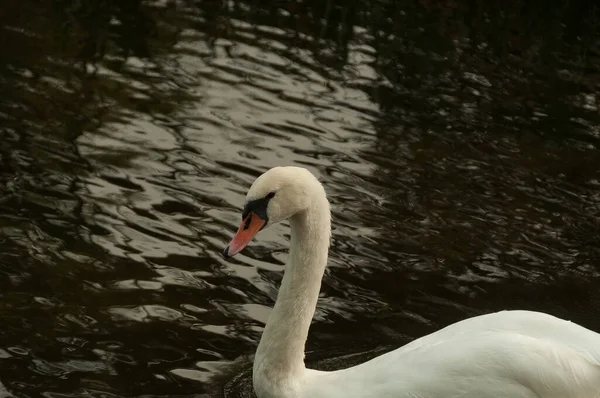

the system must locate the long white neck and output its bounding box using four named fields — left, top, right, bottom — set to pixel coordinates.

left=253, top=193, right=331, bottom=396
